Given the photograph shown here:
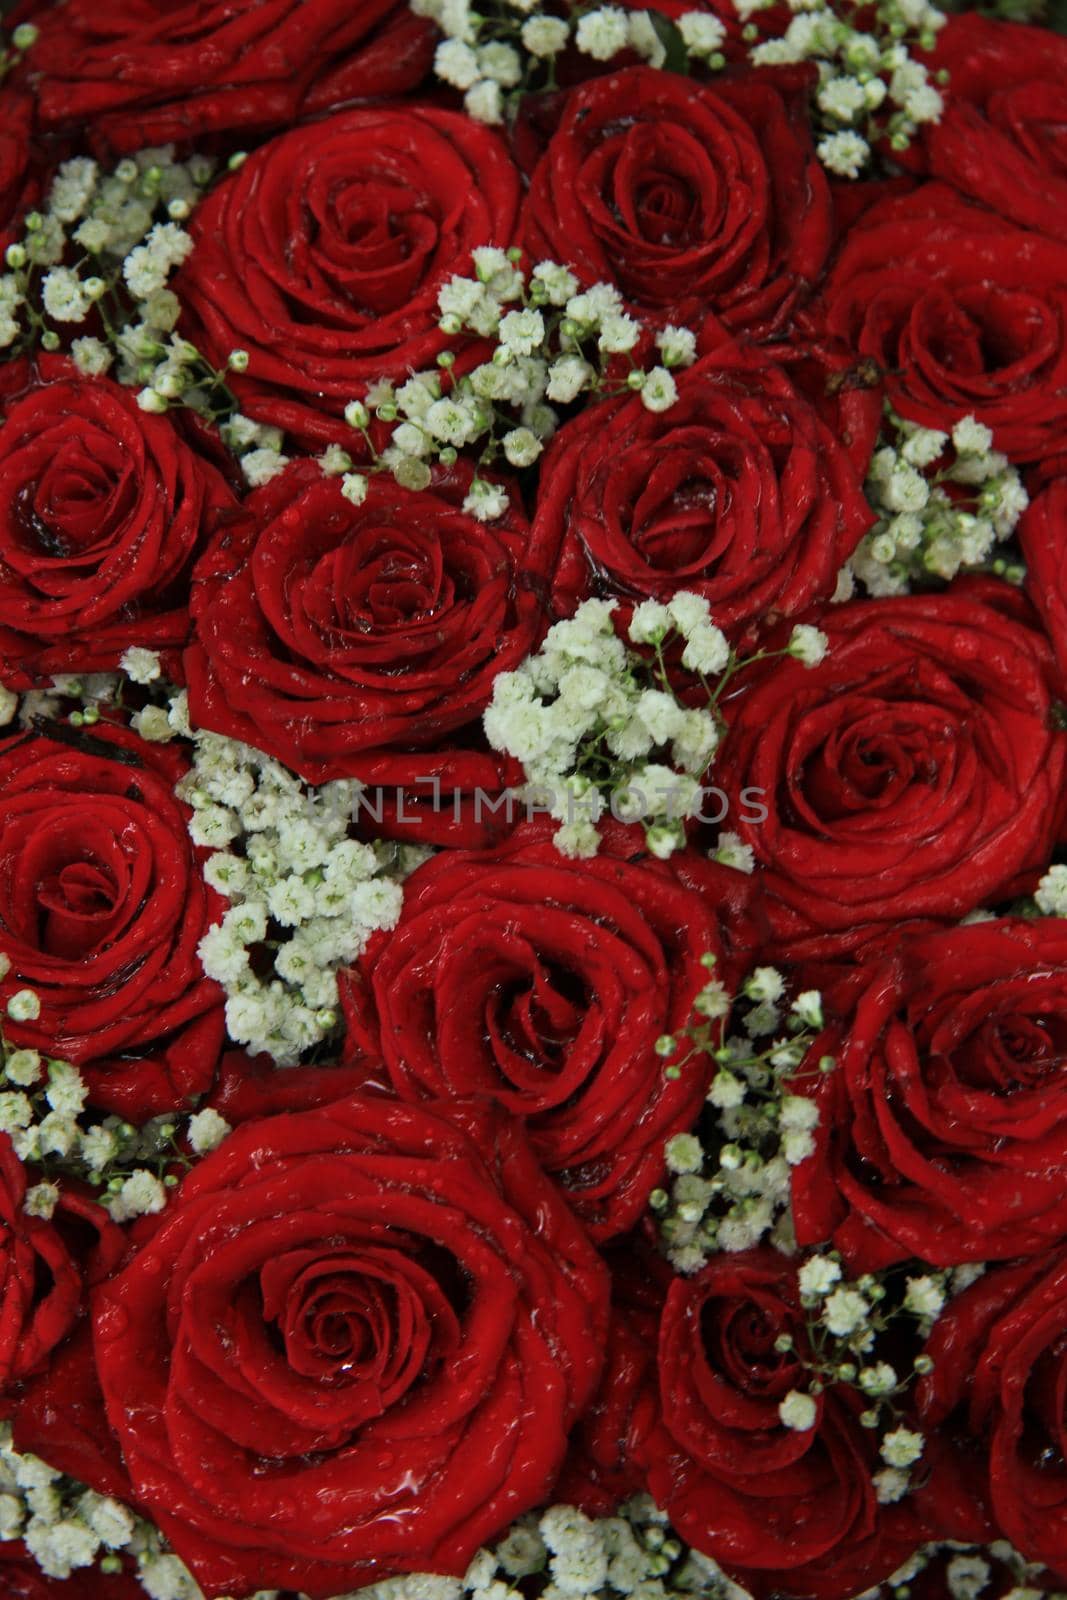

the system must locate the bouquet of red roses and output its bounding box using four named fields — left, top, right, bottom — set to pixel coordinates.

left=0, top=0, right=1066, bottom=1597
